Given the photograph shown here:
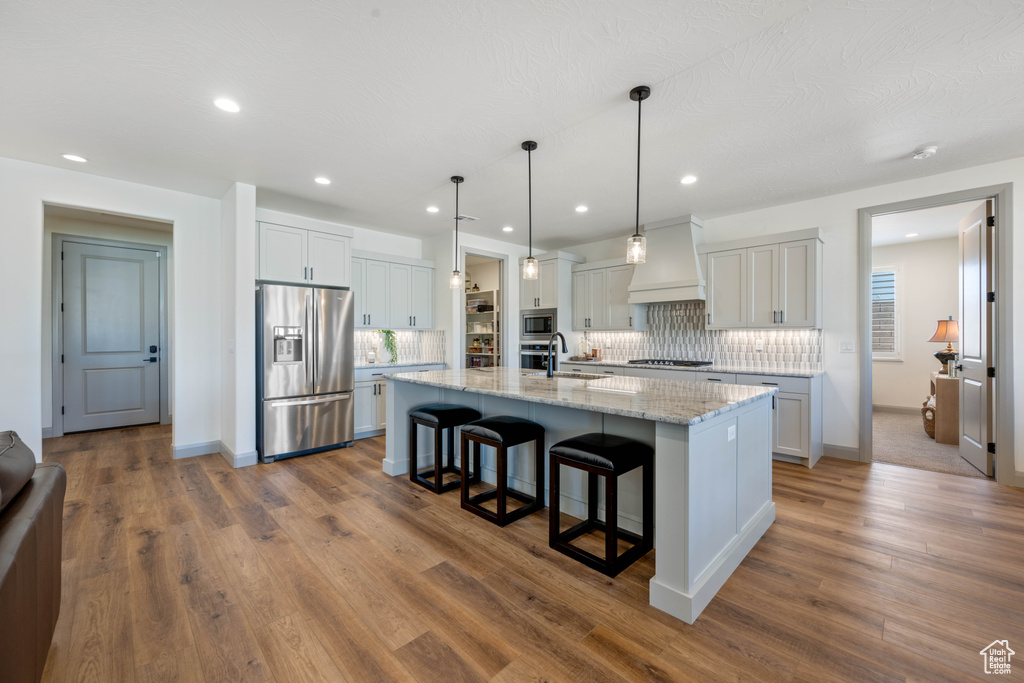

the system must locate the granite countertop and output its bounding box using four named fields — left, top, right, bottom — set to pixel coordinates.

left=386, top=367, right=775, bottom=426
left=355, top=361, right=445, bottom=369
left=561, top=359, right=822, bottom=379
